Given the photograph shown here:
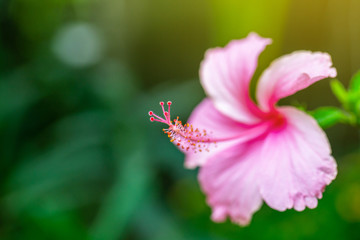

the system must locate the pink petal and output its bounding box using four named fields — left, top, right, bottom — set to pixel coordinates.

left=258, top=107, right=337, bottom=211
left=200, top=32, right=272, bottom=124
left=198, top=138, right=266, bottom=225
left=197, top=107, right=336, bottom=225
left=184, top=98, right=269, bottom=169
left=256, top=51, right=337, bottom=111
